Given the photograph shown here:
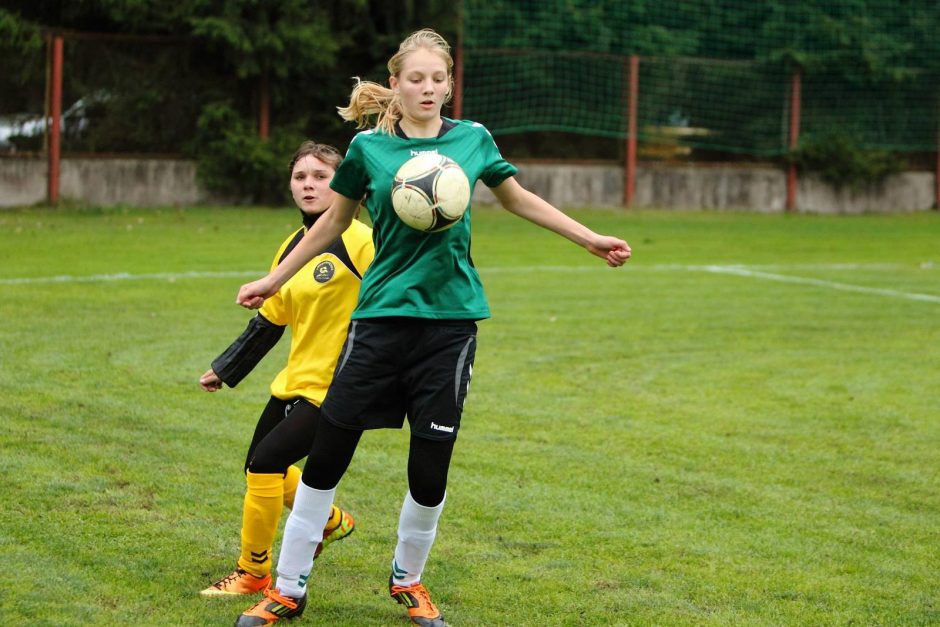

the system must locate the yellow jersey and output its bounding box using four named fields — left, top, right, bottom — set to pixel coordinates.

left=259, top=219, right=374, bottom=404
